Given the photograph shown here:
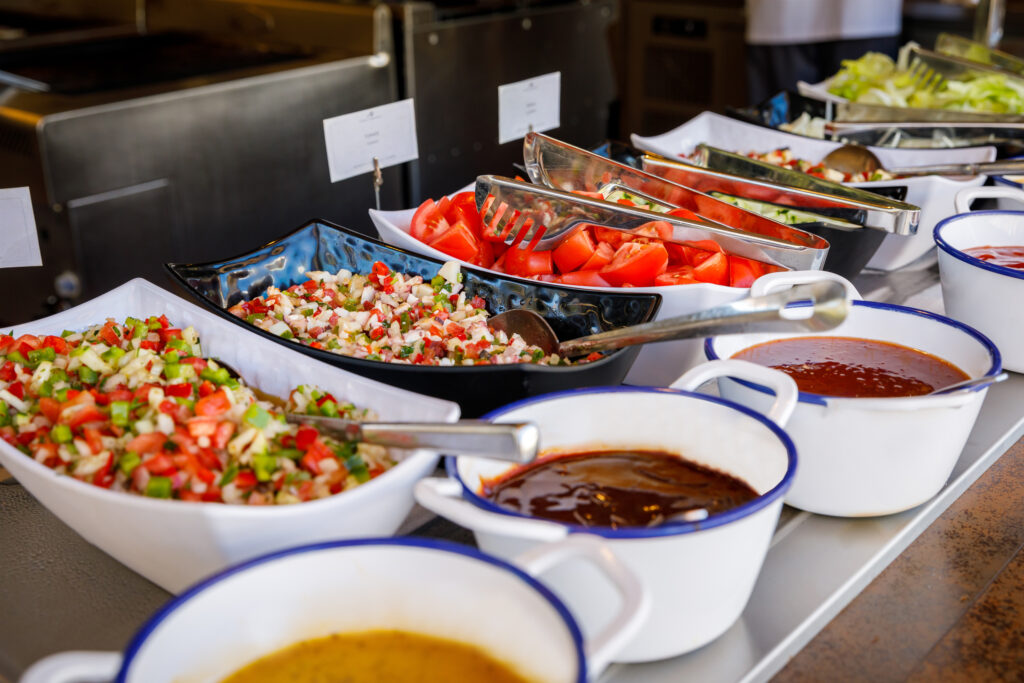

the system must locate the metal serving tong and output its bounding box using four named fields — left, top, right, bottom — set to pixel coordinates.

left=935, top=32, right=1024, bottom=77
left=643, top=146, right=921, bottom=236
left=523, top=132, right=830, bottom=248
left=474, top=175, right=828, bottom=271
left=284, top=415, right=539, bottom=463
